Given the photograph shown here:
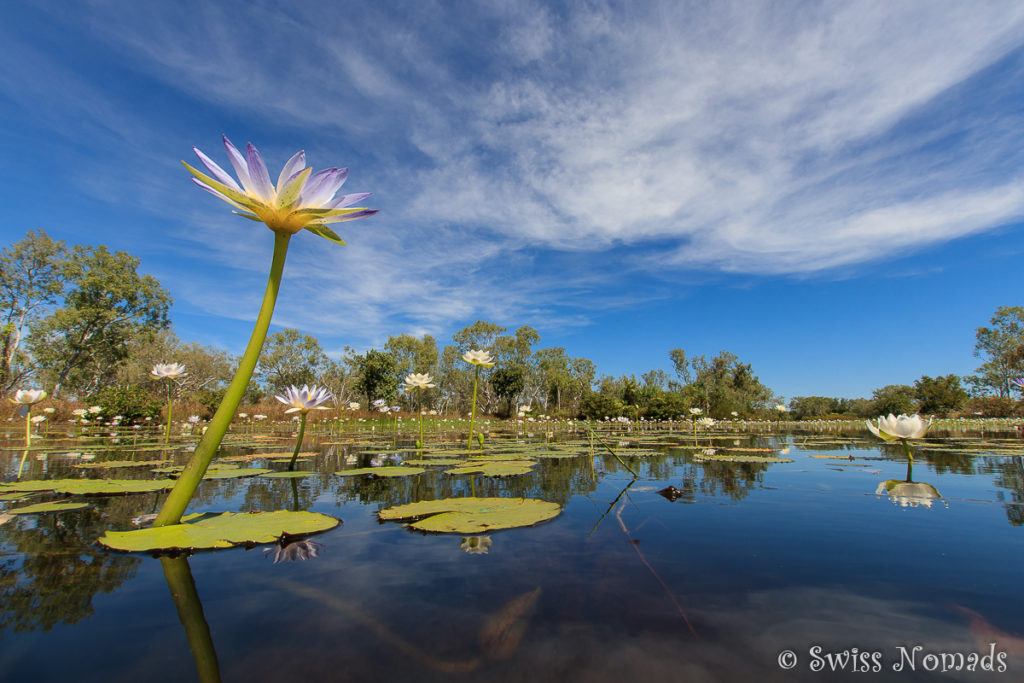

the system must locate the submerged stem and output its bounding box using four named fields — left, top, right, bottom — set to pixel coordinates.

left=161, top=556, right=222, bottom=683
left=154, top=232, right=291, bottom=527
